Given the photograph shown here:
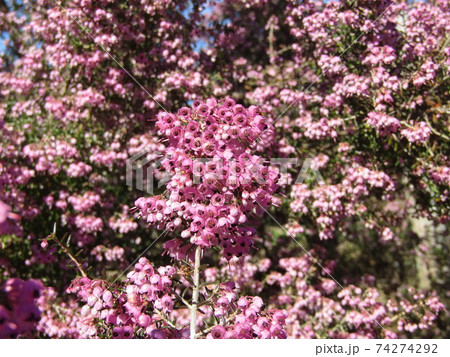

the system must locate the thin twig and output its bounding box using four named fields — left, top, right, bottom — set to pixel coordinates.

left=51, top=230, right=87, bottom=278
left=424, top=113, right=450, bottom=141
left=156, top=310, right=177, bottom=329
left=174, top=291, right=191, bottom=308
left=199, top=309, right=239, bottom=336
